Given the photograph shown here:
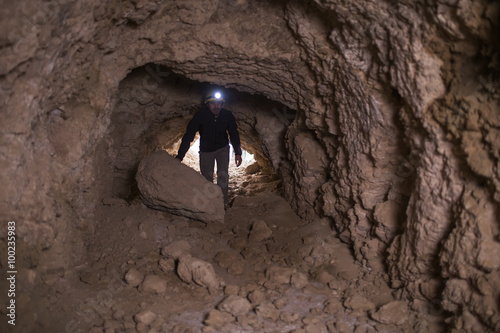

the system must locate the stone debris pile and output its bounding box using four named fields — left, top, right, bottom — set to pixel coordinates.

left=74, top=192, right=441, bottom=332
